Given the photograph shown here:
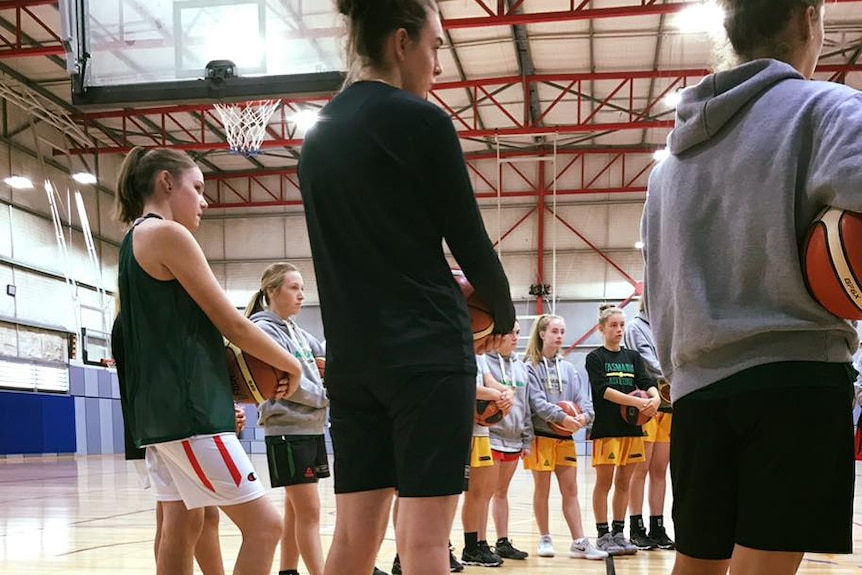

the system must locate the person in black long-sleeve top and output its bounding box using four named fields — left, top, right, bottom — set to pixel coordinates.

left=298, top=3, right=515, bottom=575
left=586, top=305, right=659, bottom=557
